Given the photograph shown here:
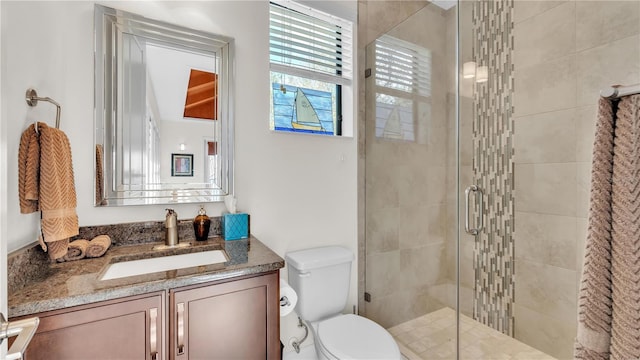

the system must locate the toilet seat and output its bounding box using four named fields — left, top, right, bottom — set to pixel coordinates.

left=316, top=314, right=401, bottom=360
